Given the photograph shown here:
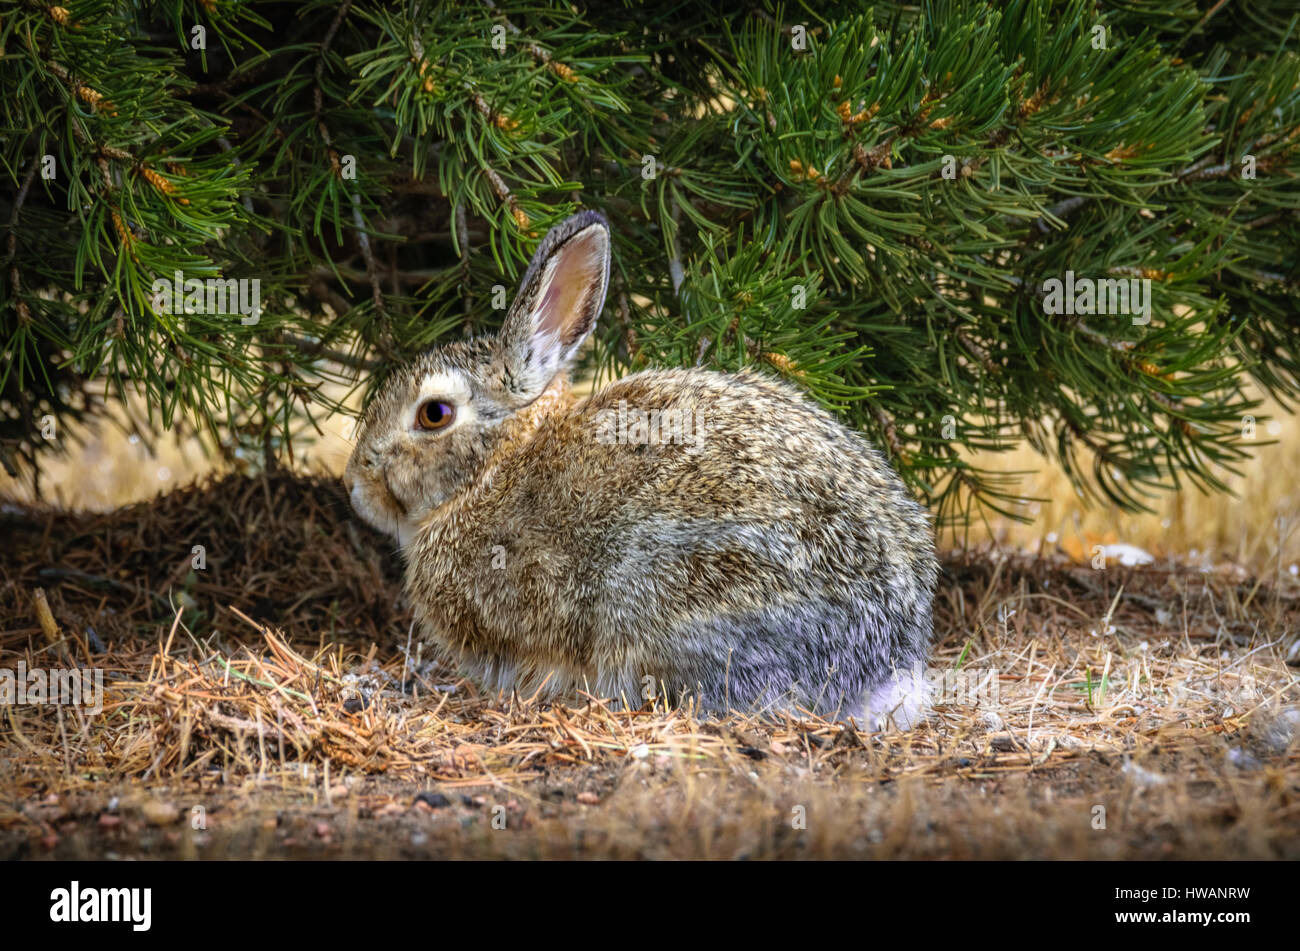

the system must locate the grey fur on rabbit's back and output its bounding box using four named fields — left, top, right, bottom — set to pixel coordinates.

left=344, top=211, right=937, bottom=728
